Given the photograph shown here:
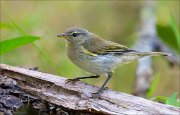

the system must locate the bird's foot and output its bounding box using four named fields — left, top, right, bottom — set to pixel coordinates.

left=102, top=87, right=108, bottom=90
left=29, top=67, right=39, bottom=71
left=92, top=87, right=108, bottom=98
left=92, top=92, right=101, bottom=98
left=65, top=78, right=80, bottom=84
